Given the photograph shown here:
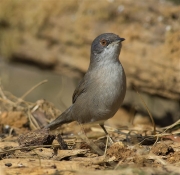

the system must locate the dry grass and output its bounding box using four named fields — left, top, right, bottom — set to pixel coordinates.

left=0, top=82, right=180, bottom=174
